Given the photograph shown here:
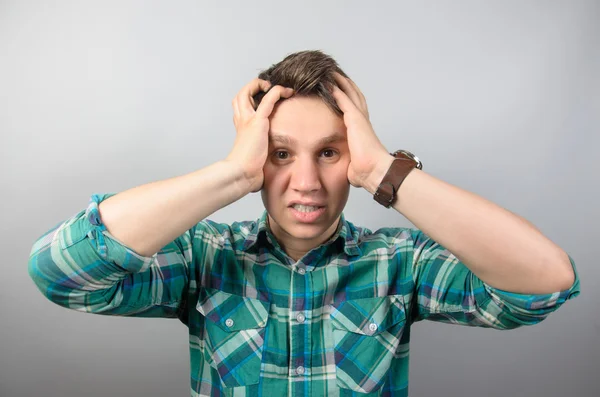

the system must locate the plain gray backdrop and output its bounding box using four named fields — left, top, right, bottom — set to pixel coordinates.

left=1, top=1, right=598, bottom=396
